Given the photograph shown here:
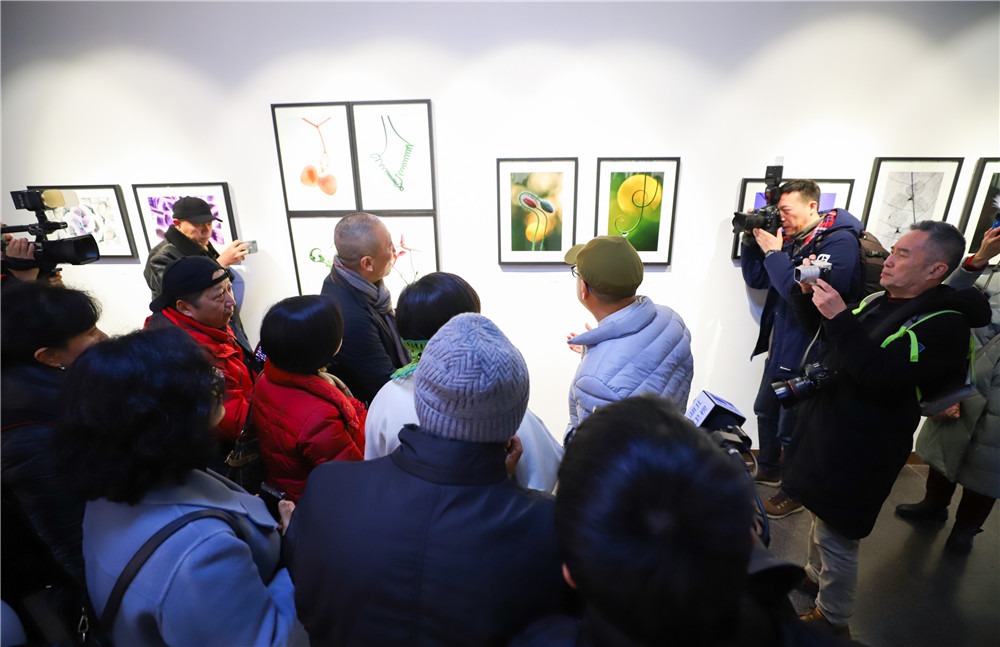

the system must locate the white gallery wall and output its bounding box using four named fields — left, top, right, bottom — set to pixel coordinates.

left=3, top=1, right=998, bottom=443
